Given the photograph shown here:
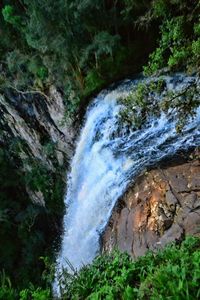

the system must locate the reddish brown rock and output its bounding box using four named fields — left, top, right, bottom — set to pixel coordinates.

left=102, top=156, right=200, bottom=257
